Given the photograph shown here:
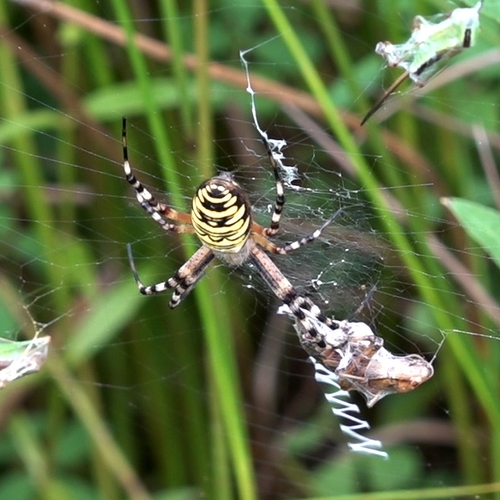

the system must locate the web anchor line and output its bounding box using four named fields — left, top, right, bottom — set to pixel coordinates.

left=310, top=356, right=388, bottom=458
